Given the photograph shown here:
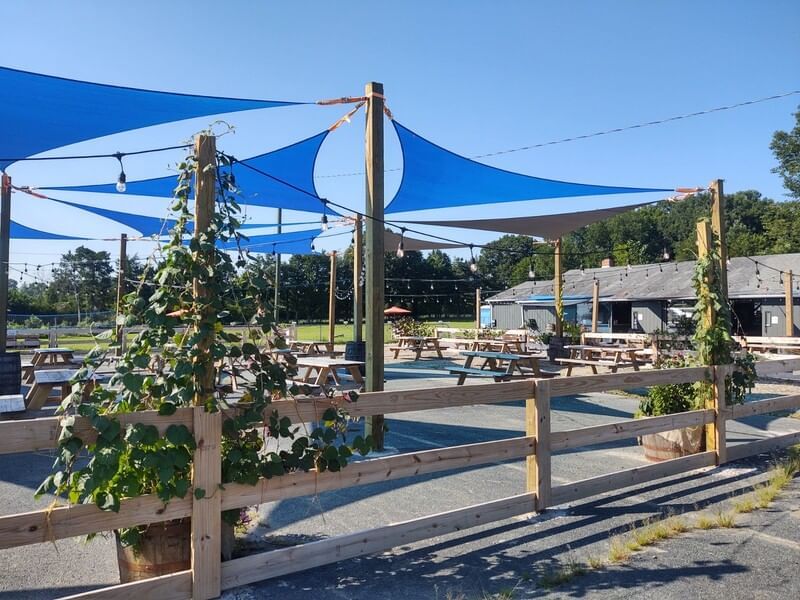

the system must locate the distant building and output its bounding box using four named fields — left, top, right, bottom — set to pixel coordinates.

left=486, top=253, right=800, bottom=336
